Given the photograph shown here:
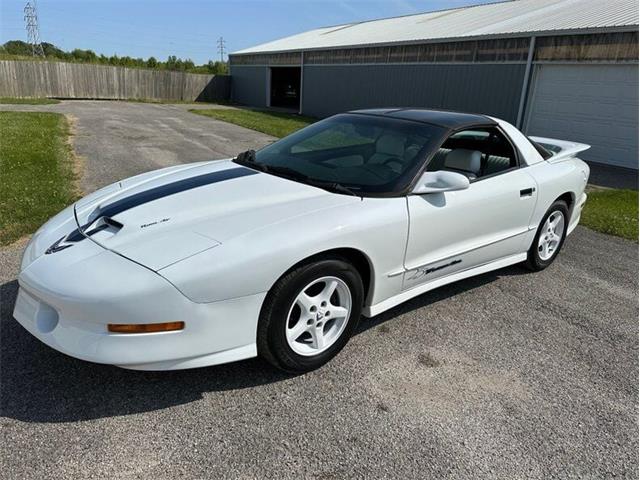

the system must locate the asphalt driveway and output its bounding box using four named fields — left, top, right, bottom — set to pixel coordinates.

left=0, top=100, right=274, bottom=193
left=1, top=101, right=638, bottom=479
